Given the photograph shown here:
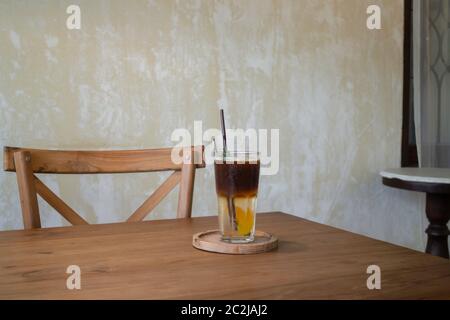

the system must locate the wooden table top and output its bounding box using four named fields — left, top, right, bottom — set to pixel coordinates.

left=0, top=212, right=449, bottom=299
